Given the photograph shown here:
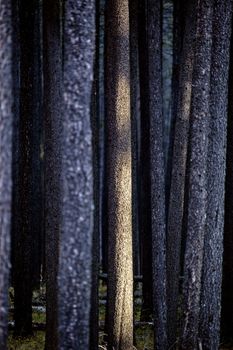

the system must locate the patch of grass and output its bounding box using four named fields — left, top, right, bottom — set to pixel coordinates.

left=8, top=331, right=45, bottom=350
